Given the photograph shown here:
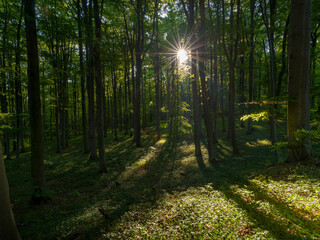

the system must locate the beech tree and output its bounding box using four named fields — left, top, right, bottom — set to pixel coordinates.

left=287, top=0, right=312, bottom=162
left=25, top=0, right=45, bottom=190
